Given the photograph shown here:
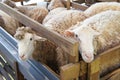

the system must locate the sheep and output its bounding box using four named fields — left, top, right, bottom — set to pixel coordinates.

left=0, top=10, right=20, bottom=36
left=16, top=6, right=48, bottom=23
left=84, top=2, right=120, bottom=17
left=14, top=26, right=68, bottom=73
left=25, top=7, right=48, bottom=23
left=64, top=10, right=120, bottom=64
left=43, top=10, right=87, bottom=34
left=42, top=7, right=67, bottom=24
left=48, top=0, right=65, bottom=11
left=2, top=0, right=48, bottom=23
